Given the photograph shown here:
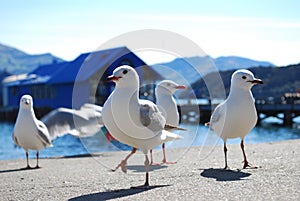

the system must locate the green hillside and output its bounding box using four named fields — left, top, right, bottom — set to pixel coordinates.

left=186, top=64, right=300, bottom=100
